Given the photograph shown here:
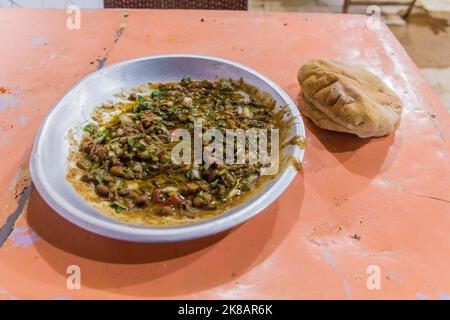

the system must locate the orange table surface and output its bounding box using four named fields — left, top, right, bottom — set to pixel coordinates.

left=0, top=9, right=449, bottom=300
